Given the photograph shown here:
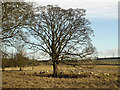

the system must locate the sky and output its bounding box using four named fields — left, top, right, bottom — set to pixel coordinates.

left=24, top=0, right=118, bottom=58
